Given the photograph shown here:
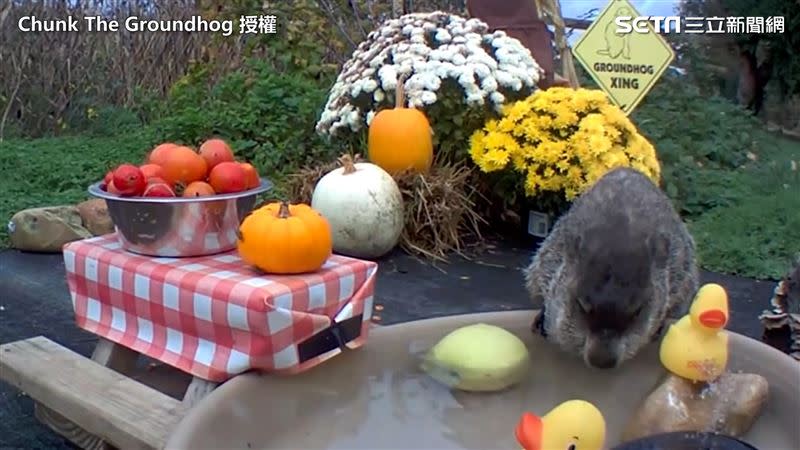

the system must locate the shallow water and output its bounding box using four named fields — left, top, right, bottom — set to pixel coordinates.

left=168, top=312, right=799, bottom=450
